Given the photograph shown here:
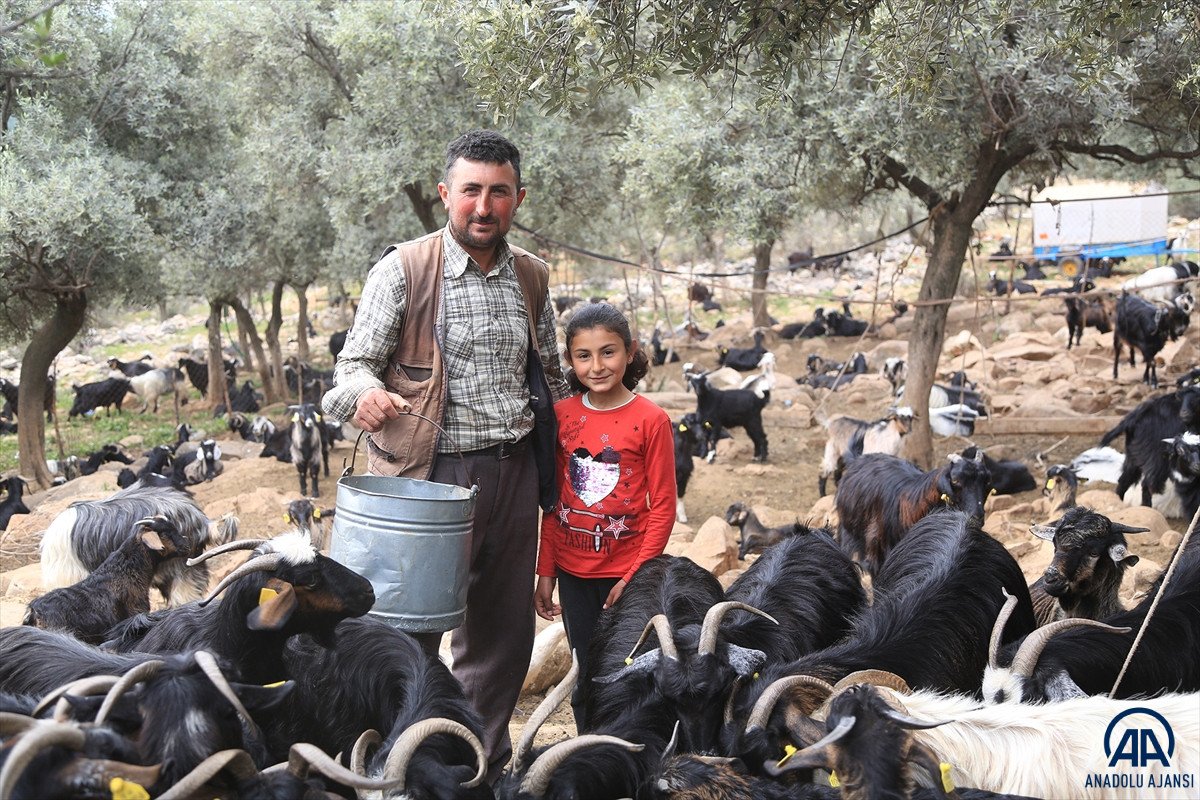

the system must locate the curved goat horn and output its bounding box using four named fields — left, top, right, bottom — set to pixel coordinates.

left=0, top=721, right=86, bottom=799
left=763, top=716, right=856, bottom=777
left=519, top=735, right=645, bottom=797
left=1010, top=619, right=1131, bottom=679
left=186, top=538, right=271, bottom=566
left=699, top=602, right=778, bottom=656
left=194, top=651, right=255, bottom=729
left=745, top=675, right=834, bottom=733
left=0, top=712, right=38, bottom=737
left=32, top=675, right=121, bottom=720
left=199, top=553, right=284, bottom=605
left=830, top=669, right=911, bottom=697
left=988, top=589, right=1018, bottom=668
left=155, top=749, right=259, bottom=800
left=628, top=614, right=678, bottom=662
left=514, top=650, right=579, bottom=773
left=285, top=743, right=405, bottom=789
left=380, top=718, right=488, bottom=791
left=96, top=660, right=164, bottom=724
left=350, top=729, right=383, bottom=777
